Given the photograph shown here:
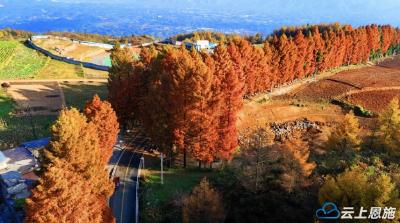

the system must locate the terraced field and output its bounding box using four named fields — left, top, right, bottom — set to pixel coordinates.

left=0, top=41, right=47, bottom=79
left=0, top=41, right=17, bottom=64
